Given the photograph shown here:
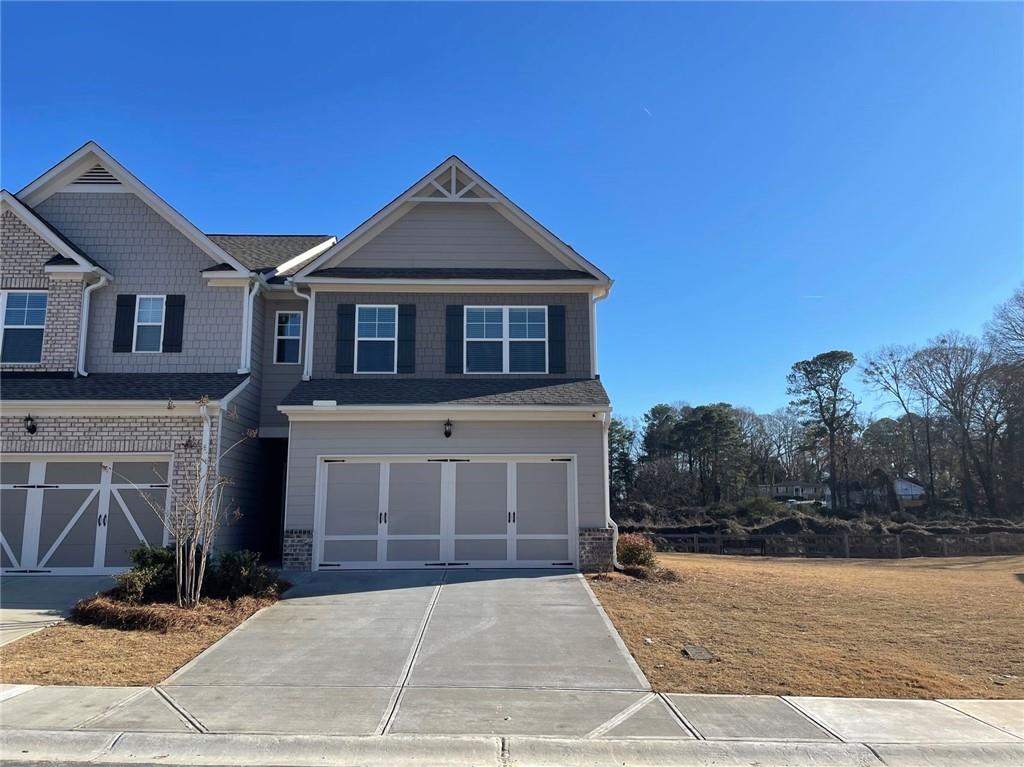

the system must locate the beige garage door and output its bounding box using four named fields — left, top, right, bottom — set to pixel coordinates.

left=0, top=456, right=169, bottom=574
left=317, top=457, right=575, bottom=569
